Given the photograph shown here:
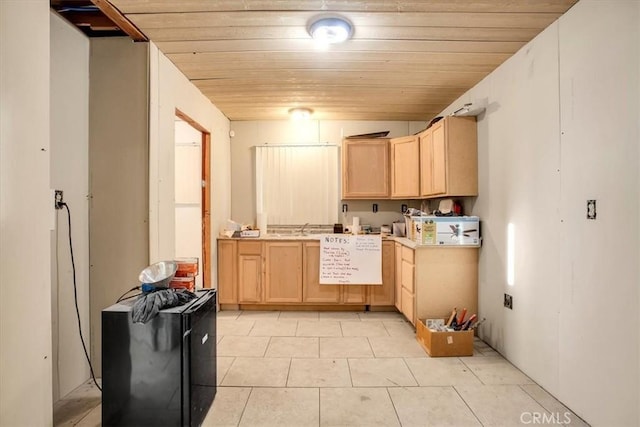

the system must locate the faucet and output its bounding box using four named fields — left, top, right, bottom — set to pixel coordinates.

left=299, top=223, right=310, bottom=235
